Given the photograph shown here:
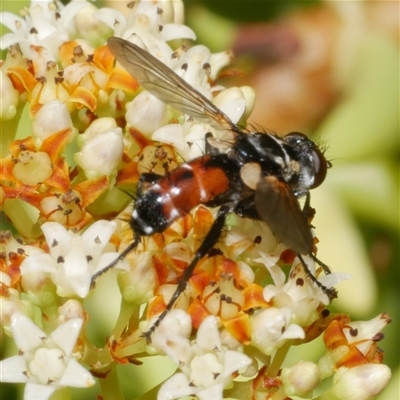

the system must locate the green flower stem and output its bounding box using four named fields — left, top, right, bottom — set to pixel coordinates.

left=52, top=386, right=72, bottom=400
left=3, top=199, right=42, bottom=238
left=1, top=108, right=24, bottom=157
left=112, top=298, right=140, bottom=340
left=267, top=340, right=292, bottom=378
left=98, top=366, right=125, bottom=400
